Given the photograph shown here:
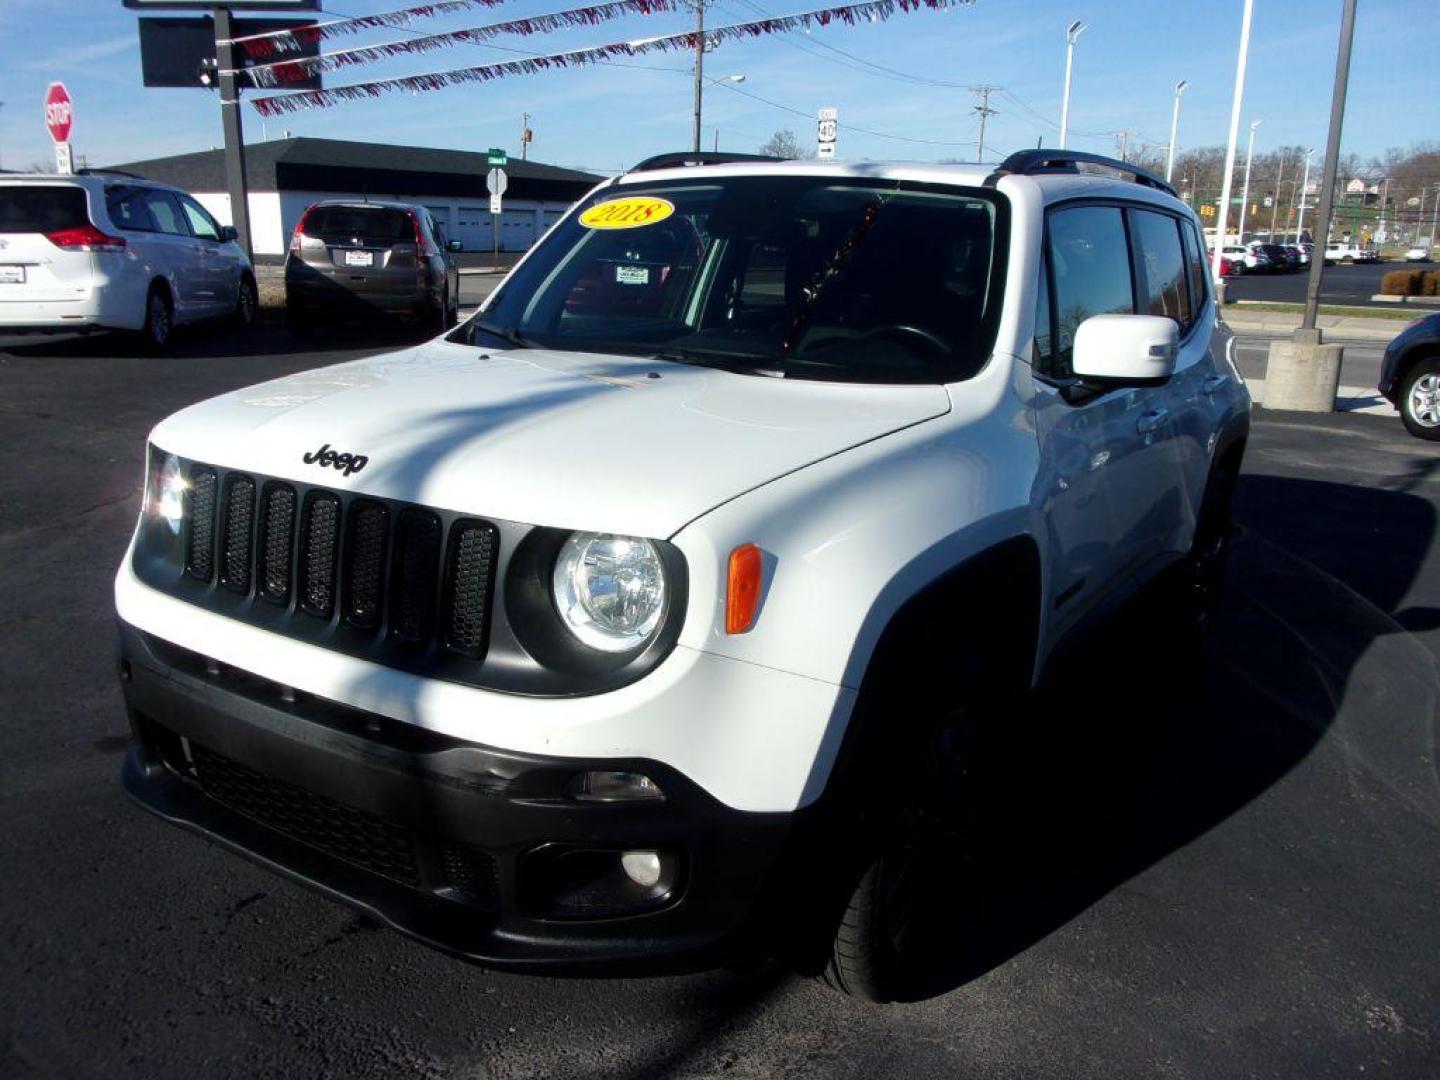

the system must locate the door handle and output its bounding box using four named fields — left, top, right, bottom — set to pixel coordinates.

left=1203, top=375, right=1229, bottom=396
left=1137, top=409, right=1169, bottom=436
